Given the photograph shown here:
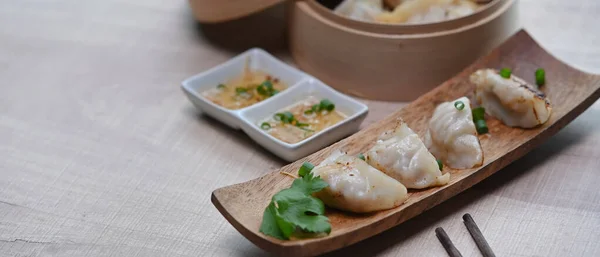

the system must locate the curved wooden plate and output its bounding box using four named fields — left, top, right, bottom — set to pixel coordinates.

left=211, top=30, right=600, bottom=257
